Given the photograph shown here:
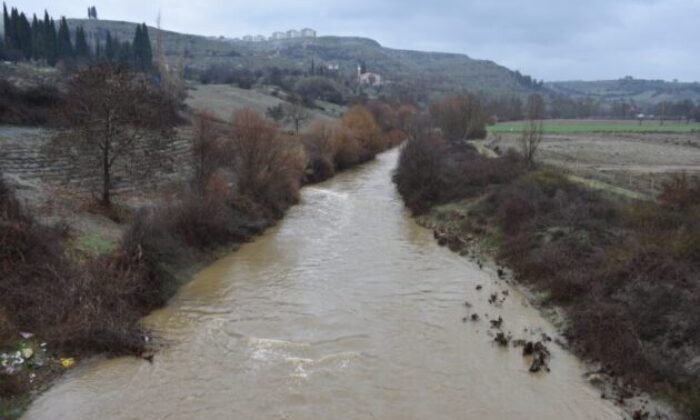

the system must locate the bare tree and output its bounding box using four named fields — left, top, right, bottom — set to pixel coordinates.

left=282, top=101, right=311, bottom=135
left=520, top=93, right=545, bottom=167
left=51, top=64, right=176, bottom=206
left=429, top=93, right=486, bottom=142
left=191, top=110, right=230, bottom=194
left=265, top=104, right=285, bottom=124
left=155, top=12, right=185, bottom=102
